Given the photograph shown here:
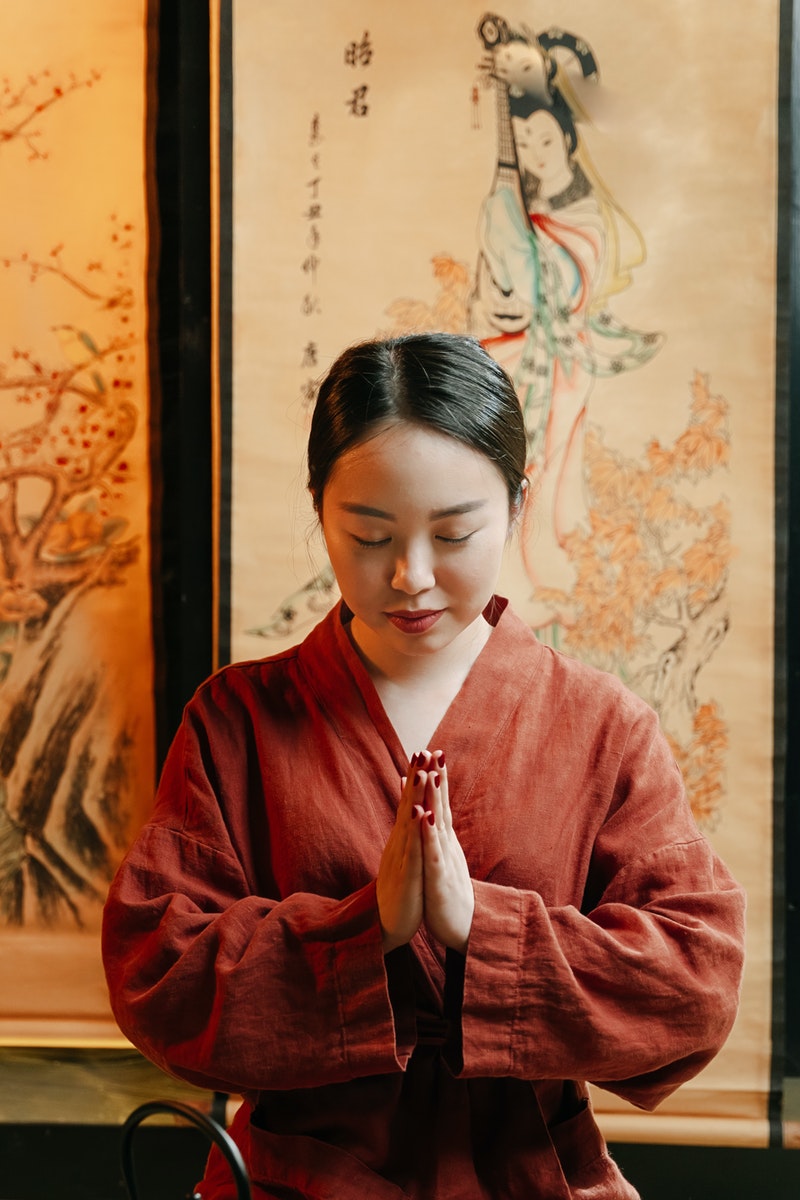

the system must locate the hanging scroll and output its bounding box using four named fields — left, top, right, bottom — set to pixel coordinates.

left=0, top=0, right=156, bottom=1044
left=216, top=0, right=784, bottom=1144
